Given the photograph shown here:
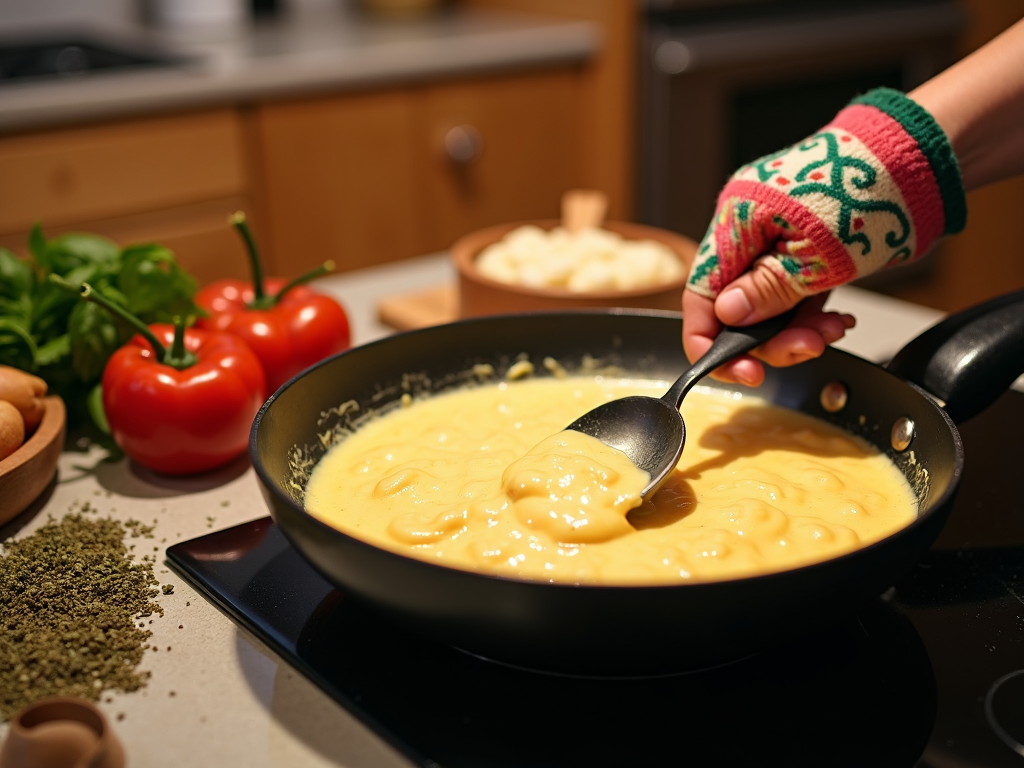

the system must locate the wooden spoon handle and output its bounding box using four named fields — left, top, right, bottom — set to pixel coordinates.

left=561, top=189, right=608, bottom=234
